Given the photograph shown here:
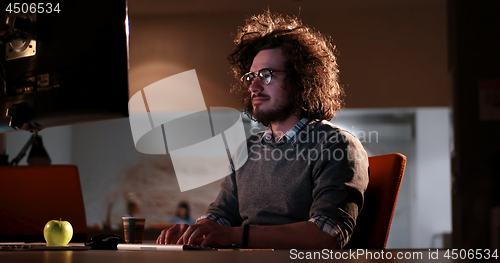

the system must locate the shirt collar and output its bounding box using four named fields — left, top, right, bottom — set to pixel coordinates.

left=262, top=118, right=309, bottom=144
